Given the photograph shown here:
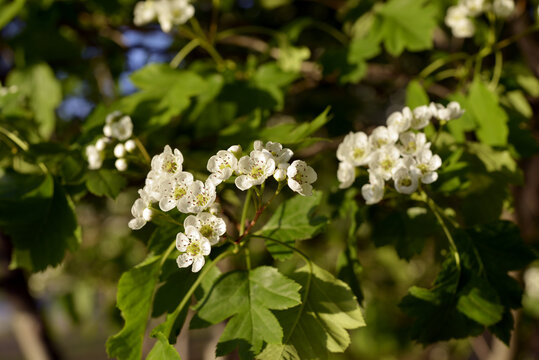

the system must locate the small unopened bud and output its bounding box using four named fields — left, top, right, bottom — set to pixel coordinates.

left=227, top=145, right=242, bottom=158
left=125, top=139, right=136, bottom=152
left=96, top=137, right=109, bottom=151
left=142, top=207, right=153, bottom=222
left=115, top=158, right=128, bottom=171
left=274, top=163, right=289, bottom=182
left=114, top=143, right=126, bottom=158
left=103, top=124, right=112, bottom=137
left=209, top=202, right=221, bottom=215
